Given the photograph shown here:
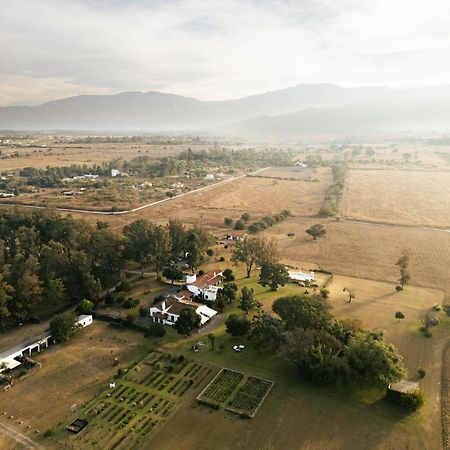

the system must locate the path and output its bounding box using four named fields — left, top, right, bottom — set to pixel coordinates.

left=0, top=167, right=271, bottom=216
left=0, top=422, right=44, bottom=449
